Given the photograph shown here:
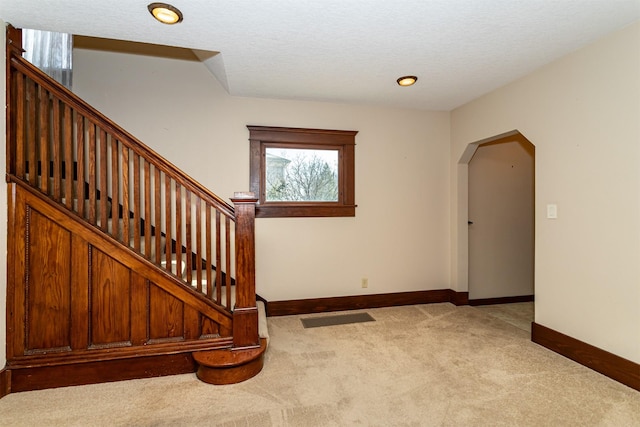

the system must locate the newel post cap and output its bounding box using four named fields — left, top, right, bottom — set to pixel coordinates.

left=233, top=191, right=256, bottom=199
